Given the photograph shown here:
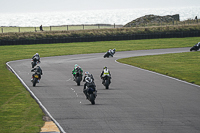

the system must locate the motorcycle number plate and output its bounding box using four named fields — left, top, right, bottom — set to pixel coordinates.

left=34, top=75, right=39, bottom=78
